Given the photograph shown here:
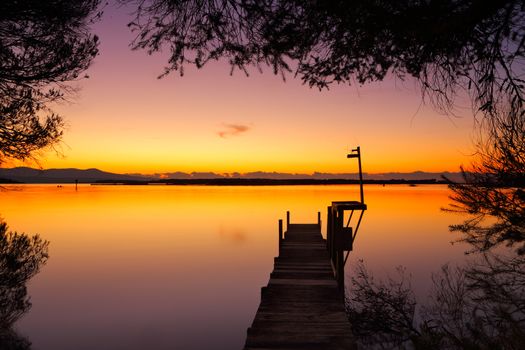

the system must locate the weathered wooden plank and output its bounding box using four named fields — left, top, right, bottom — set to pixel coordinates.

left=244, top=220, right=355, bottom=350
